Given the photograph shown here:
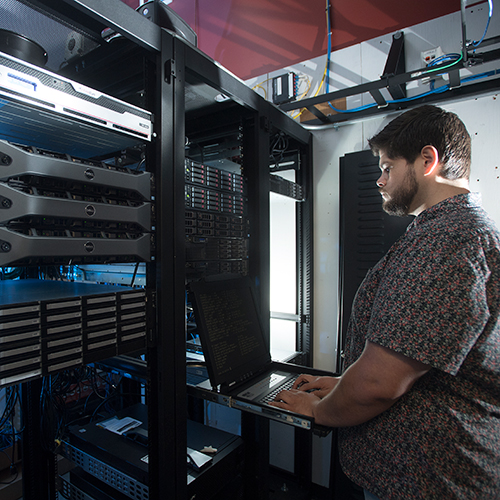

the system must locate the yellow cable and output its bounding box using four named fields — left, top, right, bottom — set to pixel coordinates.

left=253, top=84, right=267, bottom=99
left=252, top=77, right=272, bottom=89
